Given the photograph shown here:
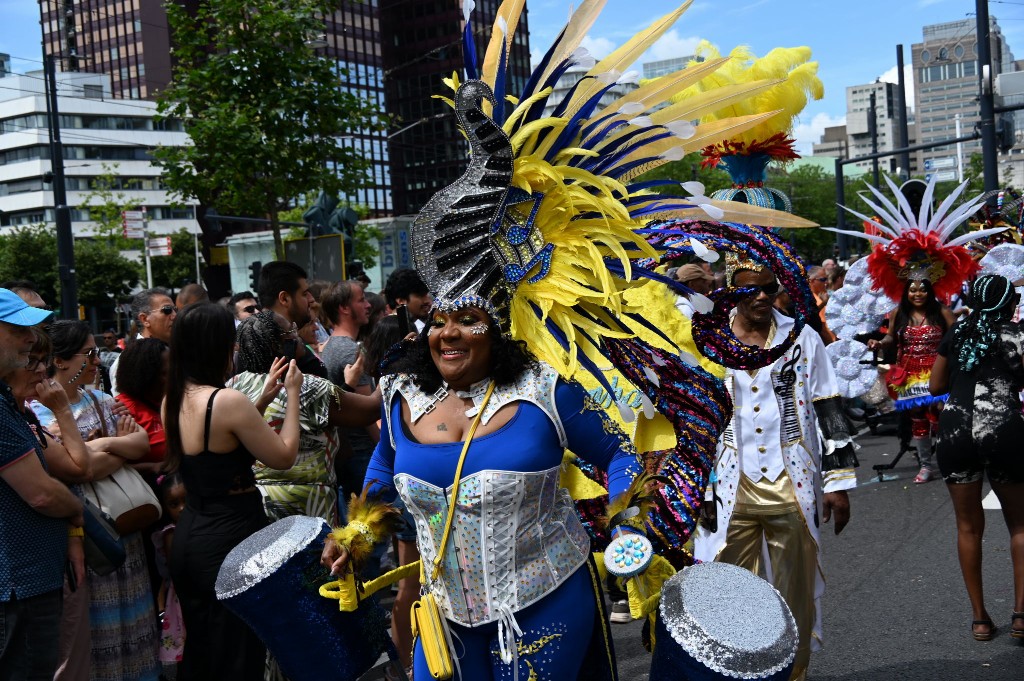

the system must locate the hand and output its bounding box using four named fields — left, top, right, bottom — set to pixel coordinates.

left=867, top=339, right=880, bottom=351
left=258, top=357, right=289, bottom=405
left=320, top=538, right=350, bottom=577
left=109, top=400, right=129, bottom=419
left=822, top=491, right=850, bottom=535
left=283, top=359, right=303, bottom=393
left=68, top=535, right=86, bottom=589
left=36, top=378, right=70, bottom=413
left=343, top=352, right=366, bottom=388
left=115, top=414, right=141, bottom=437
